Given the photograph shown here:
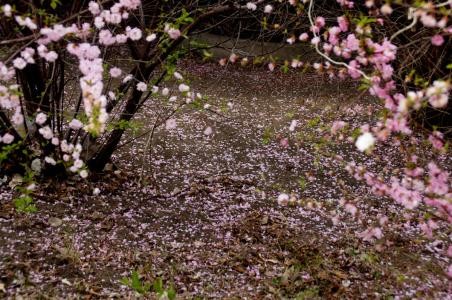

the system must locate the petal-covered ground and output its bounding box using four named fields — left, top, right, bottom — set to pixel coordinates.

left=0, top=61, right=450, bottom=298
